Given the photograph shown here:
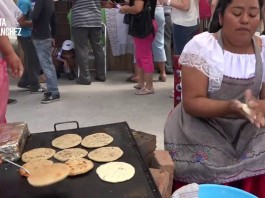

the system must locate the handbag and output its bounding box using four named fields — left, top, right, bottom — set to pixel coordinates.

left=123, top=13, right=131, bottom=25
left=127, top=0, right=154, bottom=38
